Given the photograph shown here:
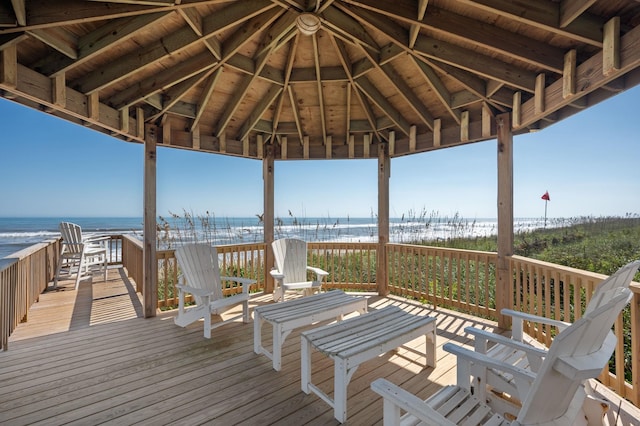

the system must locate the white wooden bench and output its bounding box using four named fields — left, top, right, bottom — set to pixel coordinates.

left=253, top=290, right=368, bottom=371
left=301, top=305, right=437, bottom=423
